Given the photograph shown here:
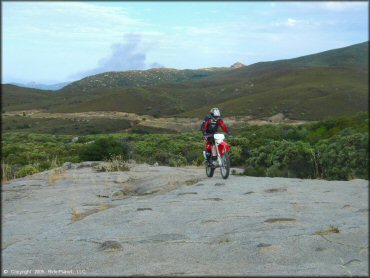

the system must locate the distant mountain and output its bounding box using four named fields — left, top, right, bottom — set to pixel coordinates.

left=10, top=81, right=70, bottom=91
left=2, top=41, right=368, bottom=120
left=60, top=68, right=230, bottom=93
left=62, top=64, right=246, bottom=93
